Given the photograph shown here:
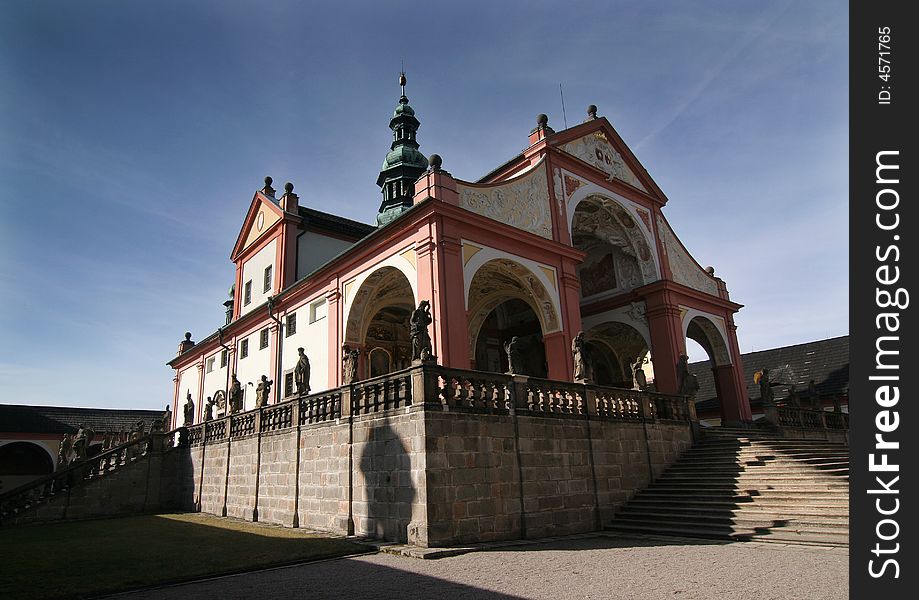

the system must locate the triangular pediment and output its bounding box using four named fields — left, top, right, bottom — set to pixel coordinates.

left=552, top=118, right=666, bottom=202
left=230, top=192, right=283, bottom=260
